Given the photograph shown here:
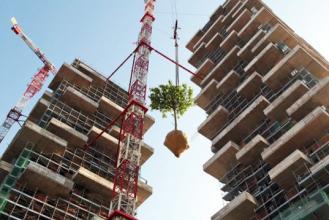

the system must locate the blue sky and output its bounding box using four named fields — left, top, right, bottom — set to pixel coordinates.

left=0, top=1, right=328, bottom=219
